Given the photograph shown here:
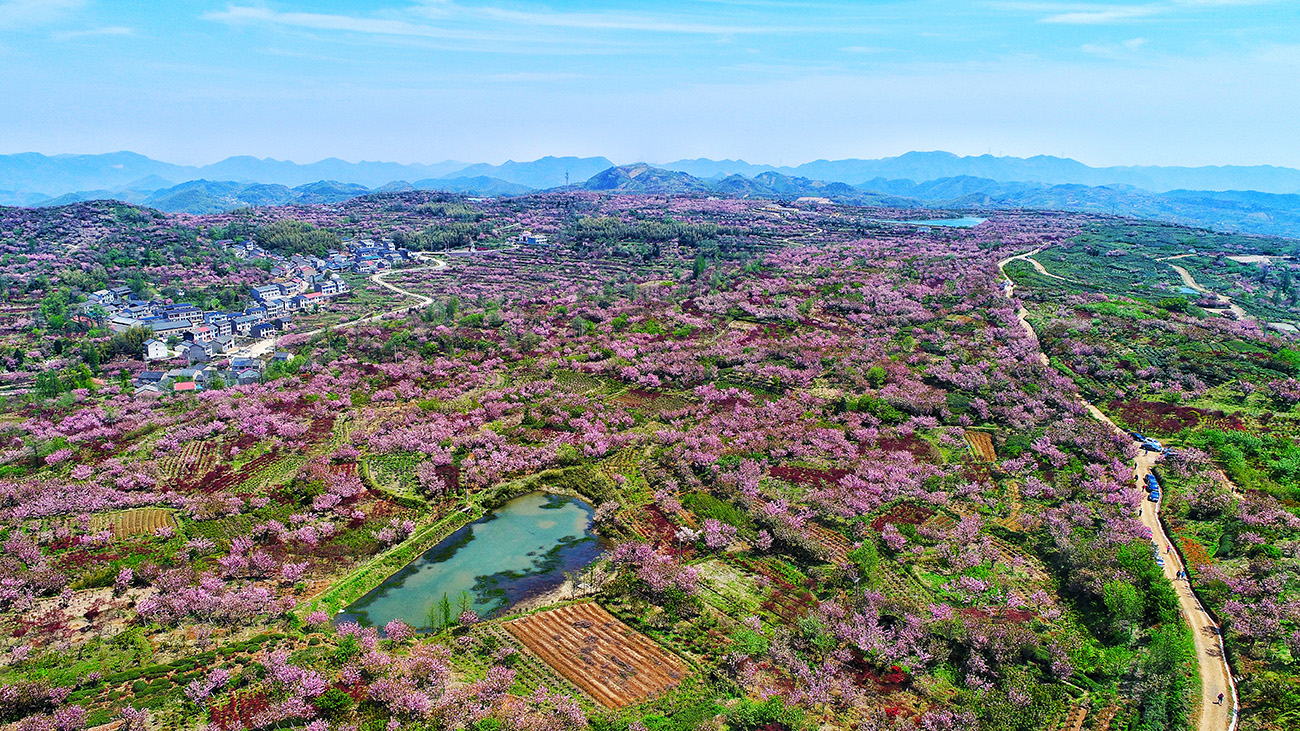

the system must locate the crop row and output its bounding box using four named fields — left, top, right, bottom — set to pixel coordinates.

left=87, top=508, right=178, bottom=539
left=505, top=602, right=689, bottom=709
